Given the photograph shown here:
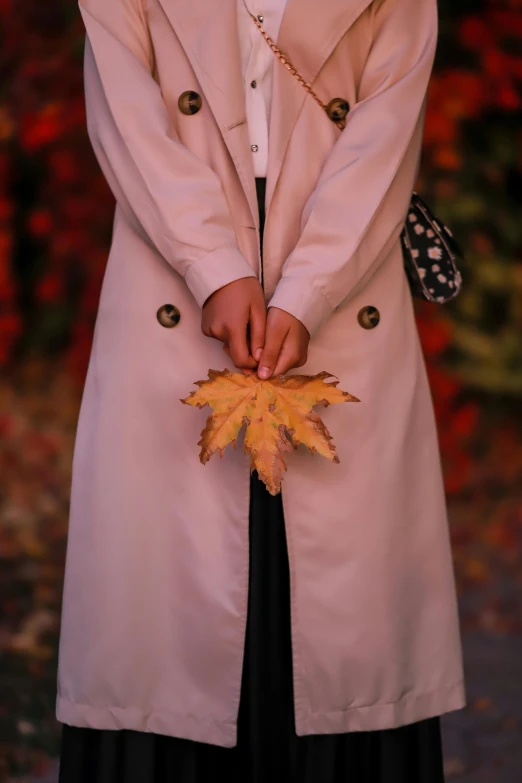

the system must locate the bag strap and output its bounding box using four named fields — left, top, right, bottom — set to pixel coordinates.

left=241, top=0, right=347, bottom=130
